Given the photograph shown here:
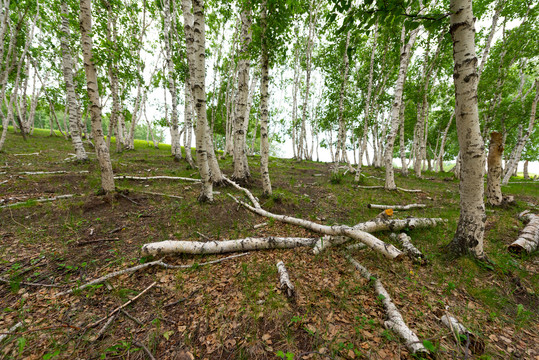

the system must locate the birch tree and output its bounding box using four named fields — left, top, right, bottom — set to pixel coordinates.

left=80, top=0, right=115, bottom=193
